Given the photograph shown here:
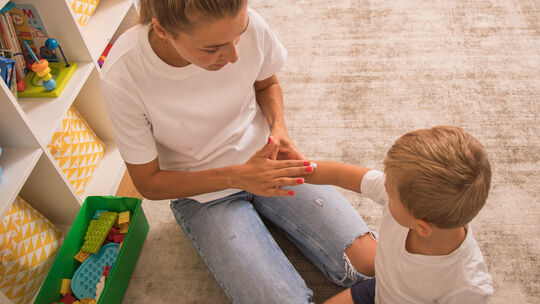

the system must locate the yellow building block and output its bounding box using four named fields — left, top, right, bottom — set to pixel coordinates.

left=61, top=278, right=71, bottom=295
left=118, top=211, right=130, bottom=225
left=80, top=298, right=97, bottom=304
left=119, top=222, right=129, bottom=234
left=74, top=250, right=90, bottom=263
